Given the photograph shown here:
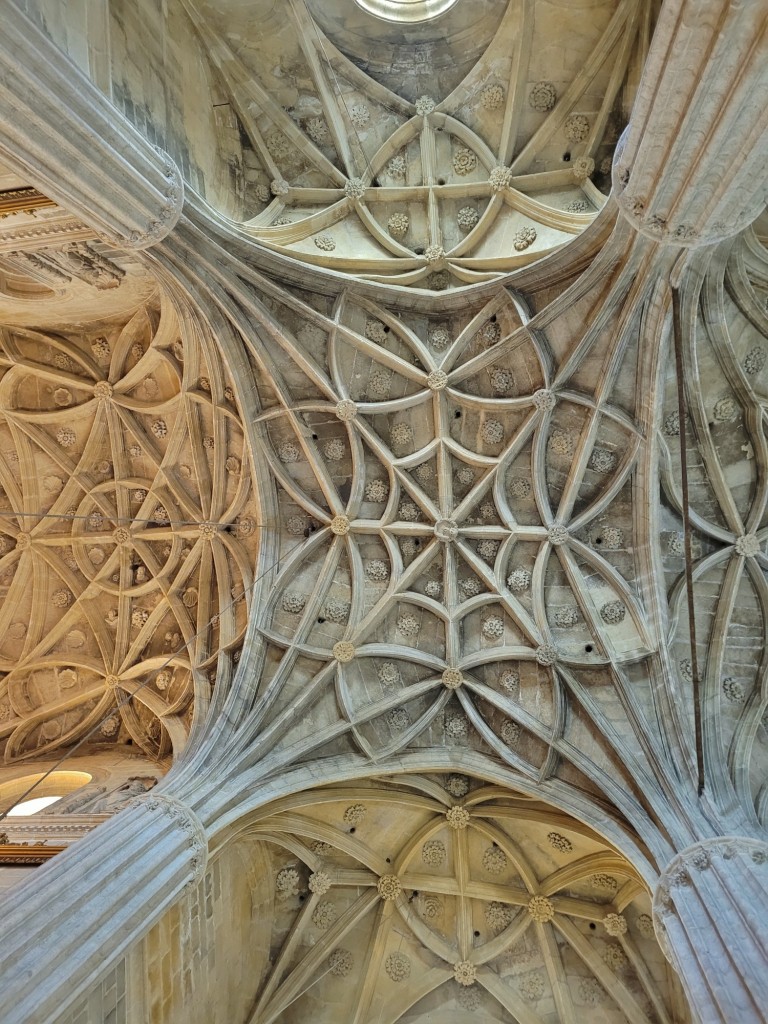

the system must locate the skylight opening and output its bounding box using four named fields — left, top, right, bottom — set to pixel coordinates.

left=354, top=0, right=460, bottom=23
